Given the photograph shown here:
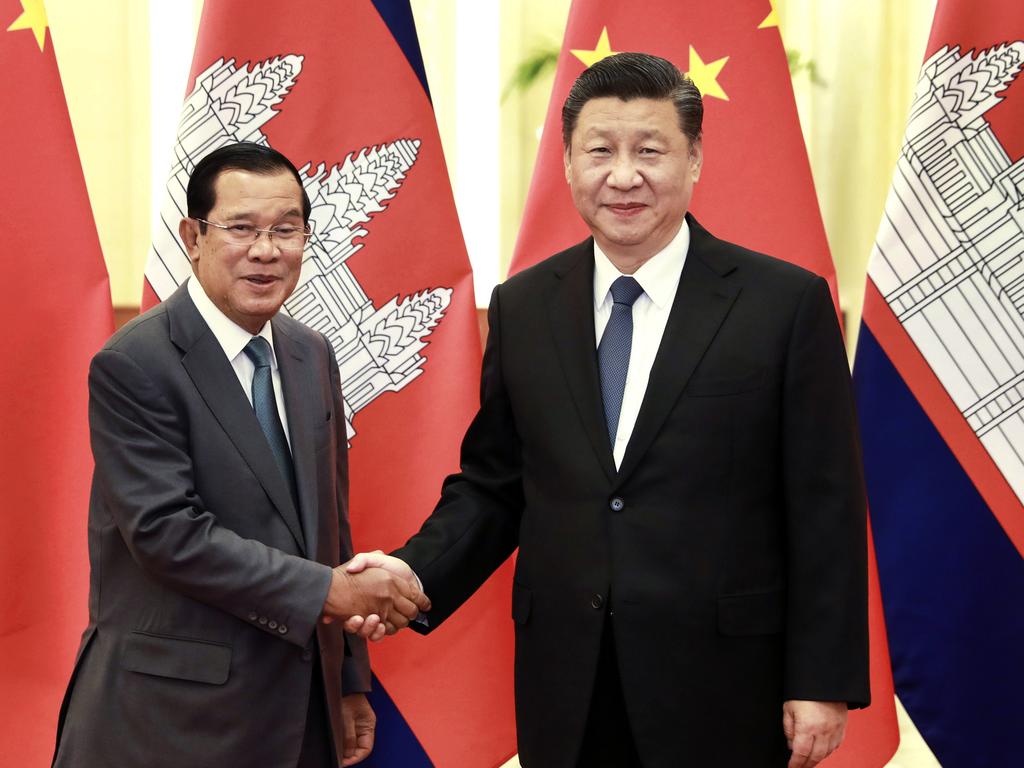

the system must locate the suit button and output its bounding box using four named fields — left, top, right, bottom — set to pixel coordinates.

left=278, top=624, right=288, bottom=635
left=609, top=497, right=625, bottom=512
left=268, top=620, right=278, bottom=630
left=248, top=612, right=258, bottom=621
left=258, top=616, right=268, bottom=625
left=591, top=594, right=604, bottom=610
